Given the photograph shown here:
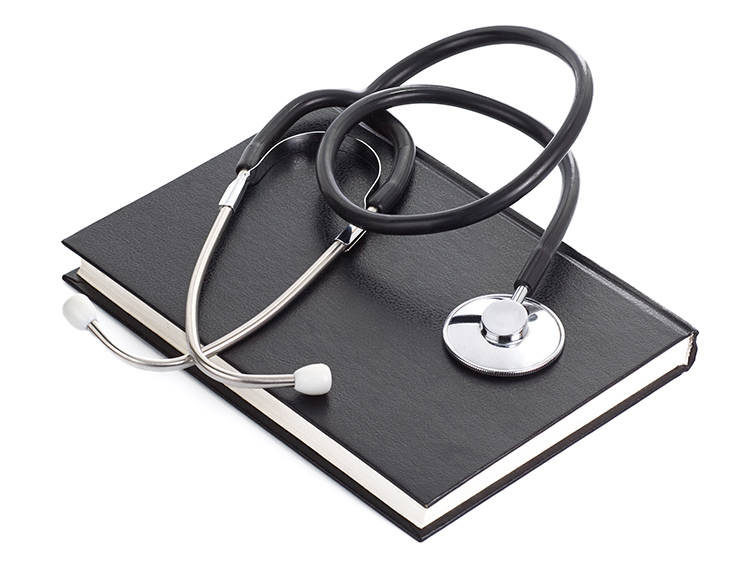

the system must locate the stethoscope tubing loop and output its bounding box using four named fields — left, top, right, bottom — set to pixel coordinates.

left=317, top=26, right=592, bottom=236
left=317, top=85, right=569, bottom=231
left=317, top=84, right=580, bottom=293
